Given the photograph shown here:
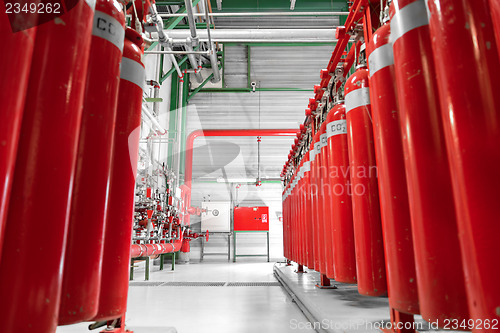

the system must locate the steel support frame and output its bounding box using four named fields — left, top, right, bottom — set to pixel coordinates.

left=233, top=231, right=270, bottom=263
